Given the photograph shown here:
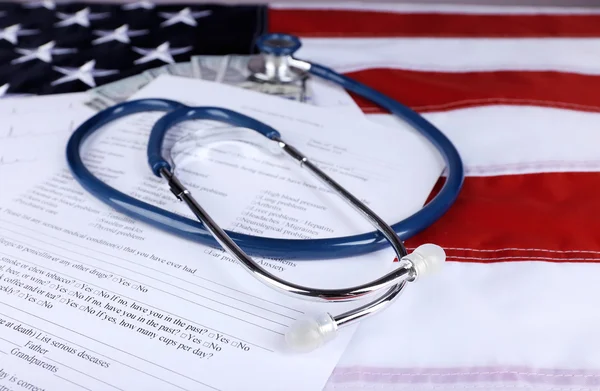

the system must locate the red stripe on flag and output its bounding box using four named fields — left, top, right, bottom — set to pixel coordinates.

left=341, top=69, right=600, bottom=114
left=404, top=172, right=600, bottom=262
left=269, top=9, right=600, bottom=37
